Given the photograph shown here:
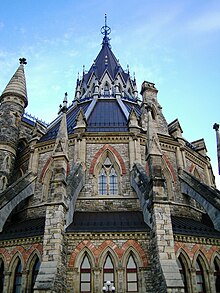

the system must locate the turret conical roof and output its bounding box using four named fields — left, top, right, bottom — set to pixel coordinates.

left=1, top=58, right=28, bottom=107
